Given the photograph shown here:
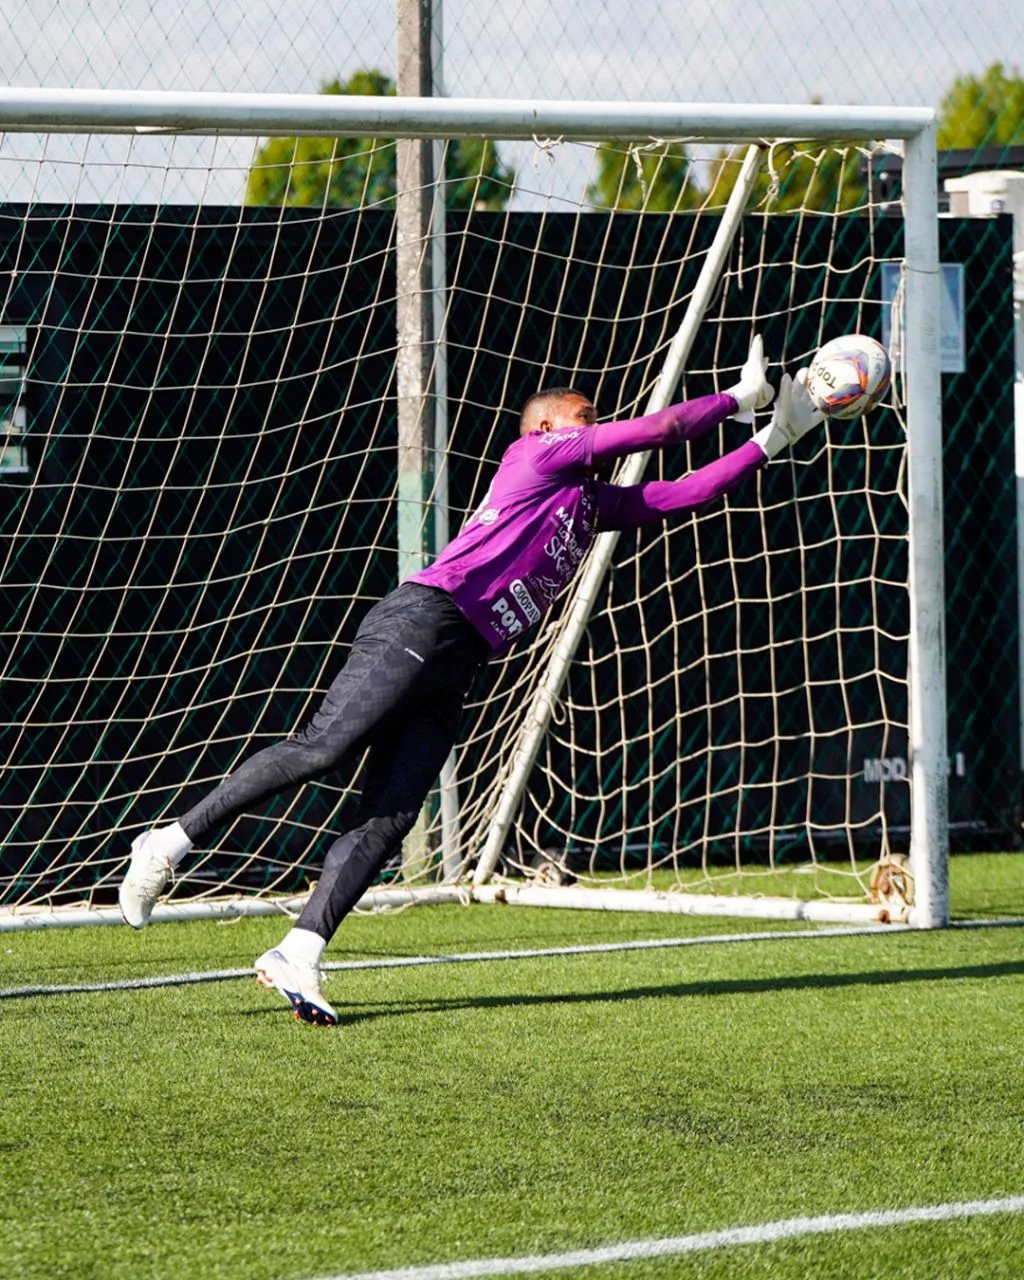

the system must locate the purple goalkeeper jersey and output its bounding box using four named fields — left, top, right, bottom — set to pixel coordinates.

left=409, top=393, right=767, bottom=656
